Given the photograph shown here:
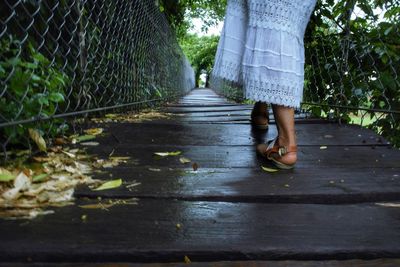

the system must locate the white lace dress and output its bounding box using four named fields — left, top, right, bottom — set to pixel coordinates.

left=210, top=0, right=317, bottom=108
